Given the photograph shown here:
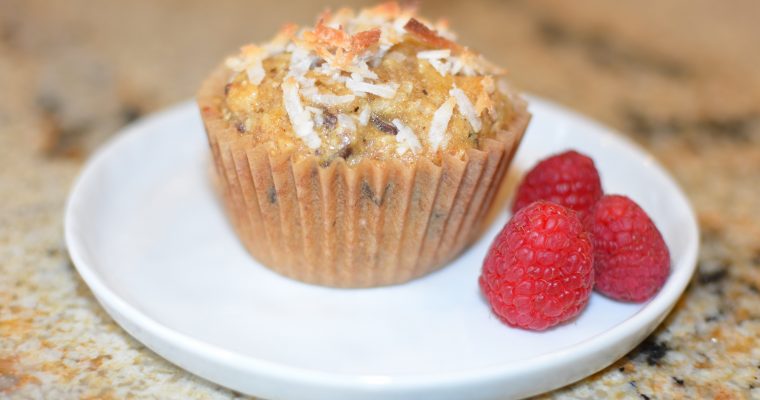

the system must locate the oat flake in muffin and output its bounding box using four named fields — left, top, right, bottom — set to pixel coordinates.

left=221, top=2, right=519, bottom=166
